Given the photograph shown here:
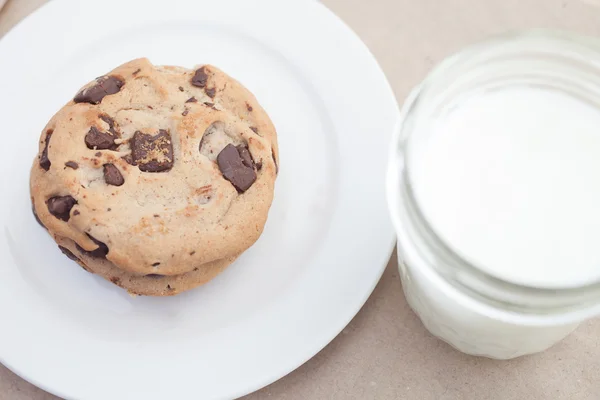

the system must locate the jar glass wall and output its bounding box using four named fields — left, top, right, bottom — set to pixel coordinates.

left=387, top=31, right=600, bottom=359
